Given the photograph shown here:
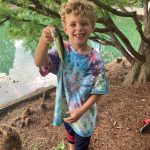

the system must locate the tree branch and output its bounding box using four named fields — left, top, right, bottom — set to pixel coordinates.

left=0, top=11, right=46, bottom=27
left=94, top=27, right=114, bottom=33
left=16, top=18, right=46, bottom=27
left=90, top=34, right=114, bottom=46
left=126, top=0, right=139, bottom=5
left=5, top=0, right=60, bottom=18
left=54, top=0, right=61, bottom=5
left=133, top=13, right=150, bottom=44
left=143, top=0, right=149, bottom=21
left=89, top=0, right=150, bottom=45
left=29, top=0, right=60, bottom=18
left=96, top=18, right=106, bottom=24
left=89, top=0, right=135, bottom=17
left=96, top=15, right=145, bottom=64
left=0, top=17, right=10, bottom=25
left=107, top=16, right=145, bottom=63
left=108, top=32, right=135, bottom=65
